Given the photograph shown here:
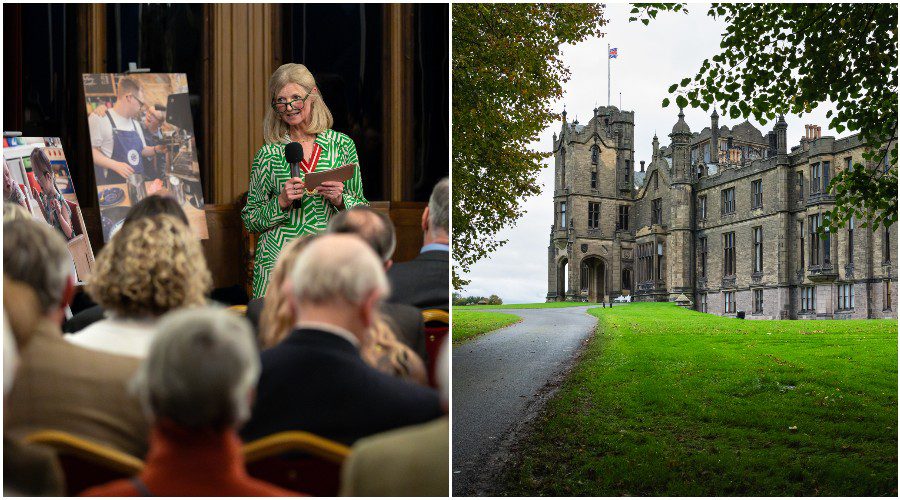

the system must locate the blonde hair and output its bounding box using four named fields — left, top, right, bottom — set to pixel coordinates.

left=360, top=316, right=428, bottom=385
left=87, top=214, right=211, bottom=318
left=259, top=235, right=318, bottom=348
left=263, top=63, right=333, bottom=144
